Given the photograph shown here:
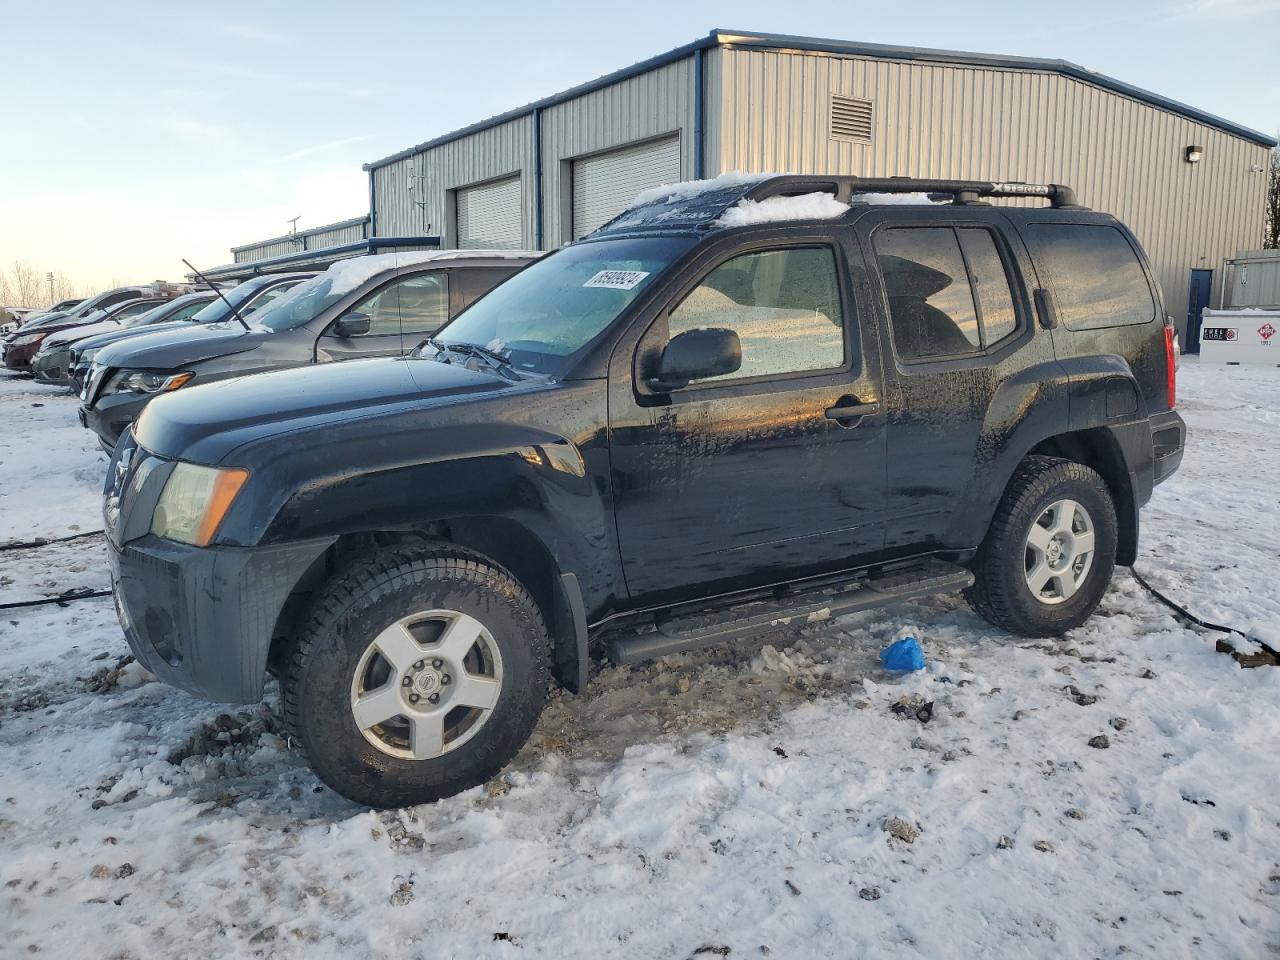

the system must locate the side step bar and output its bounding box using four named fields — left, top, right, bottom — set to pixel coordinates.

left=608, top=559, right=974, bottom=666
